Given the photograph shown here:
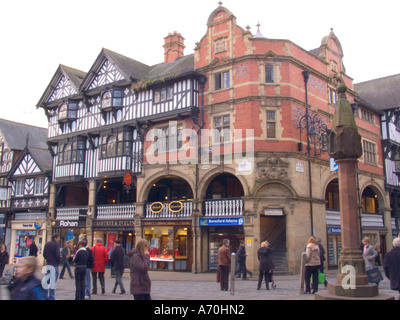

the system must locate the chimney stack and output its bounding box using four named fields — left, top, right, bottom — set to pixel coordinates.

left=163, top=31, right=185, bottom=63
